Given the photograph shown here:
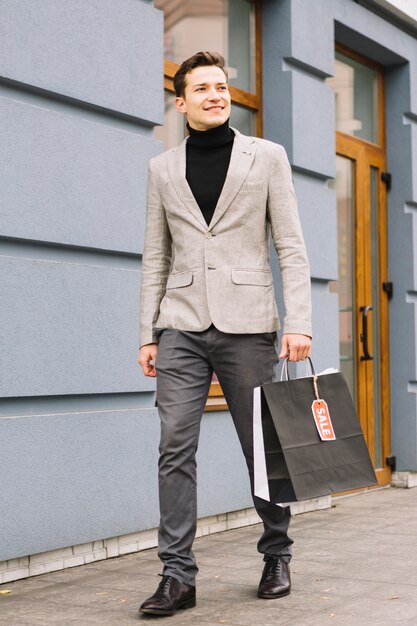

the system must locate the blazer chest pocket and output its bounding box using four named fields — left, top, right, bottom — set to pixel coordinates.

left=231, top=269, right=272, bottom=286
left=238, top=182, right=264, bottom=194
left=166, top=270, right=193, bottom=289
